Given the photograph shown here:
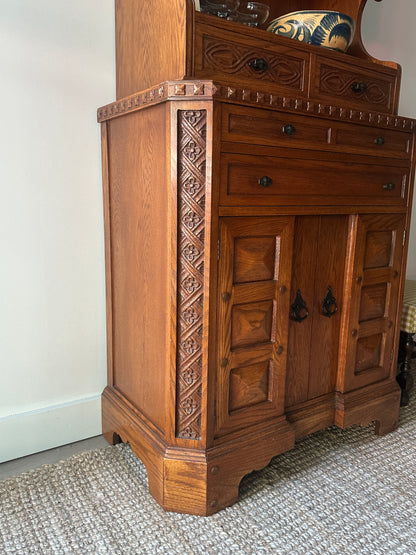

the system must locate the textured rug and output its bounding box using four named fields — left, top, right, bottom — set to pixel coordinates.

left=1, top=378, right=416, bottom=554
